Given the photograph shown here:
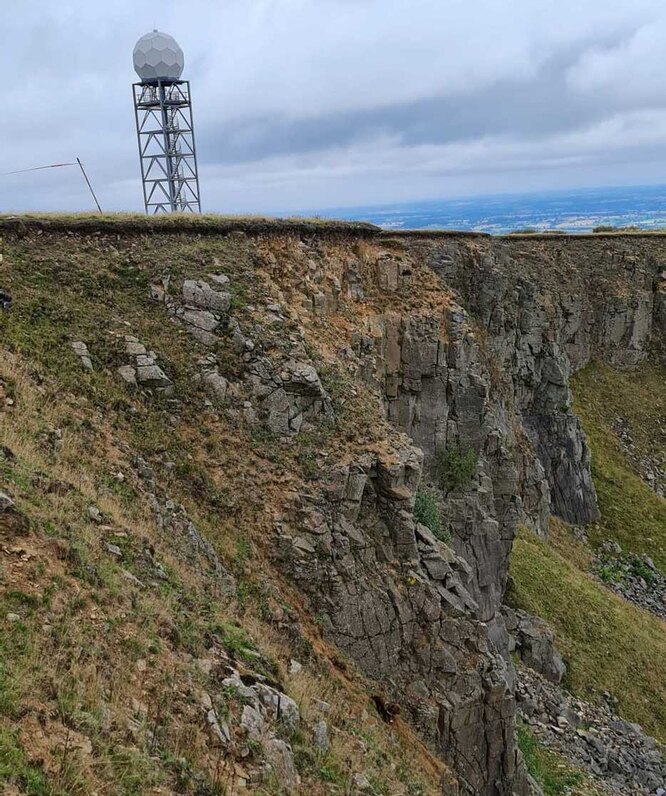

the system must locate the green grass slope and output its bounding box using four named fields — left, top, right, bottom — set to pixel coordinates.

left=572, top=361, right=666, bottom=572
left=509, top=360, right=666, bottom=741
left=509, top=525, right=666, bottom=741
